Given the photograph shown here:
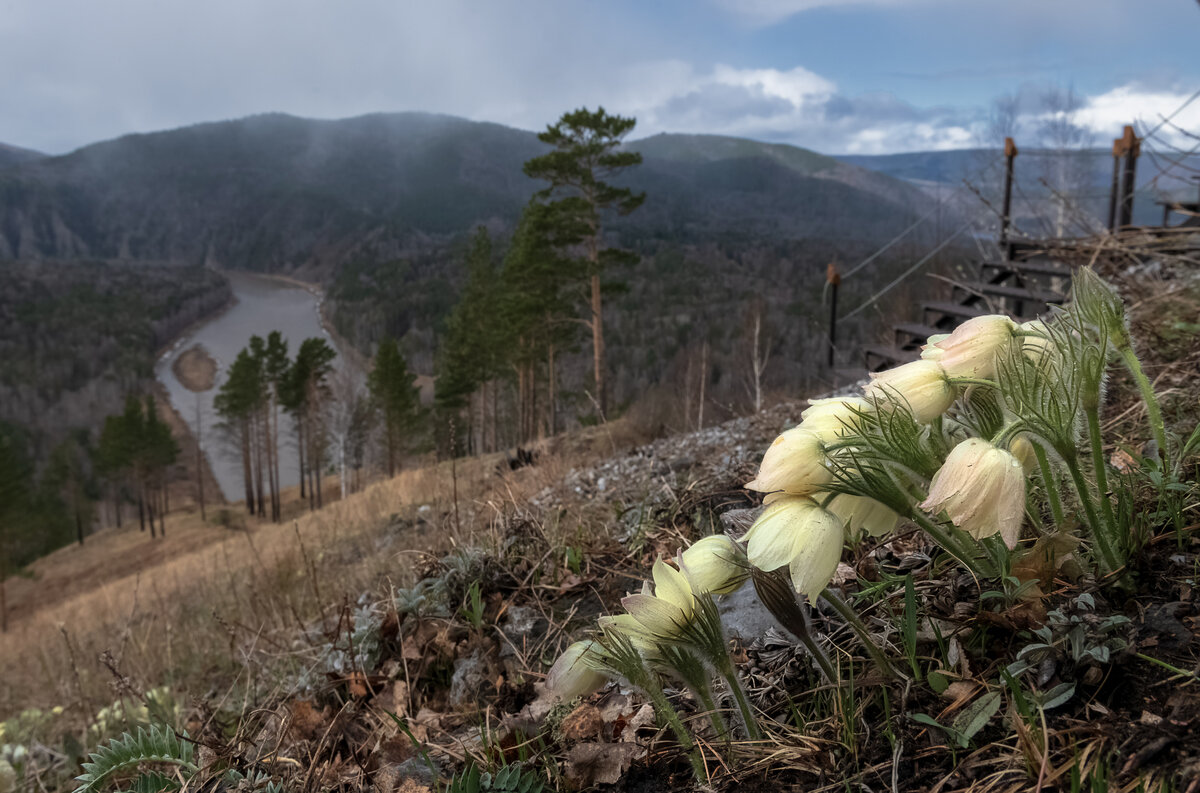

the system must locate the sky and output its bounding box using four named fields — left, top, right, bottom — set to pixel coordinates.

left=2, top=0, right=1198, bottom=156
